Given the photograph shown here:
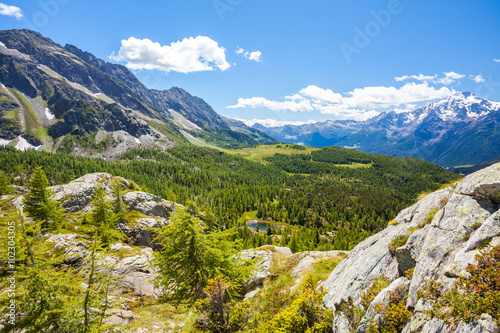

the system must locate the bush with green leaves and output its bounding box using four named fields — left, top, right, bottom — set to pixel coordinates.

left=361, top=276, right=392, bottom=310
left=111, top=180, right=128, bottom=223
left=90, top=186, right=117, bottom=246
left=388, top=235, right=410, bottom=255
left=194, top=276, right=250, bottom=333
left=367, top=285, right=412, bottom=333
left=0, top=233, right=114, bottom=332
left=261, top=274, right=333, bottom=333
